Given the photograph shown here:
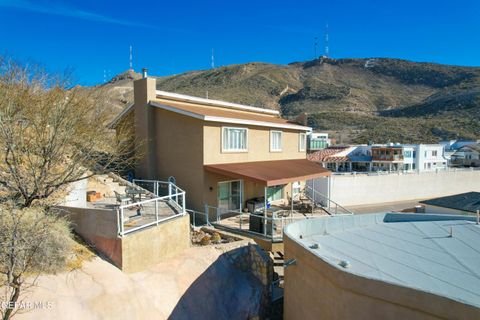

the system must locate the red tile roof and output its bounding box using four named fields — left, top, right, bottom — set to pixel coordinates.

left=307, top=147, right=349, bottom=162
